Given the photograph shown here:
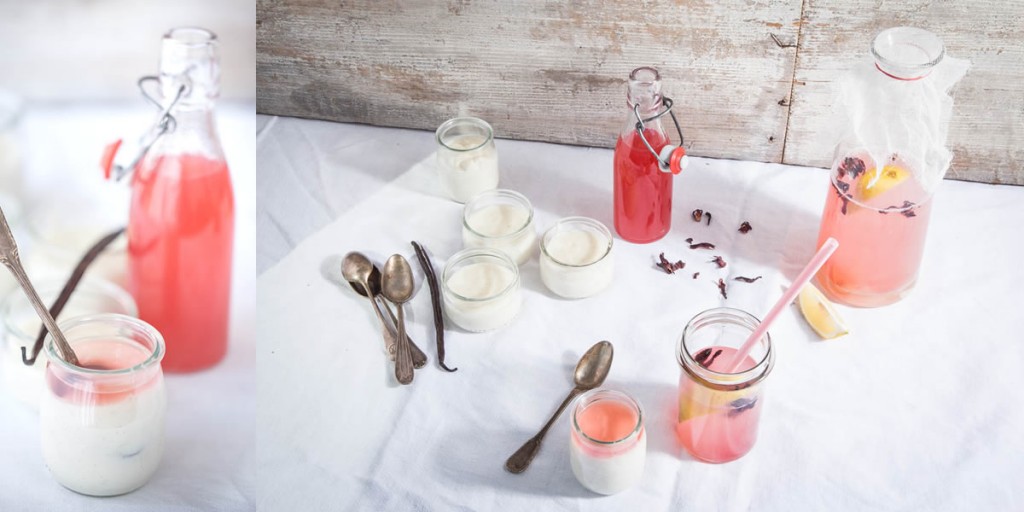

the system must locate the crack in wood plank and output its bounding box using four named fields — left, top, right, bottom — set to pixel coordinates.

left=780, top=0, right=808, bottom=165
